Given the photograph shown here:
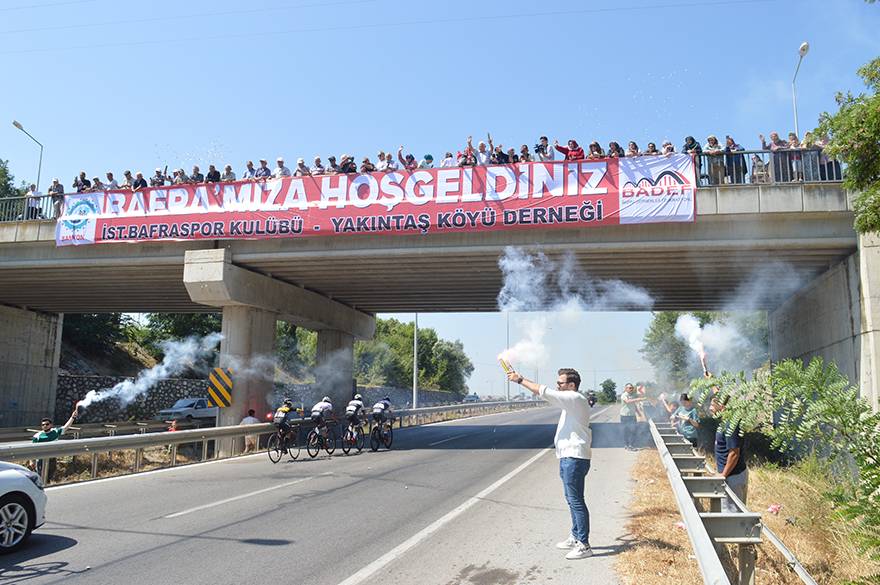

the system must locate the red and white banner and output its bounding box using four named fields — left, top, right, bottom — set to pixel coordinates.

left=55, top=155, right=696, bottom=246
